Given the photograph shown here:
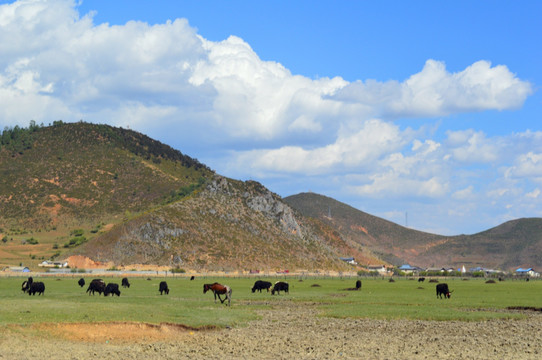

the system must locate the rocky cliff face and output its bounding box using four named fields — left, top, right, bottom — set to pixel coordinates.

left=77, top=175, right=360, bottom=271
